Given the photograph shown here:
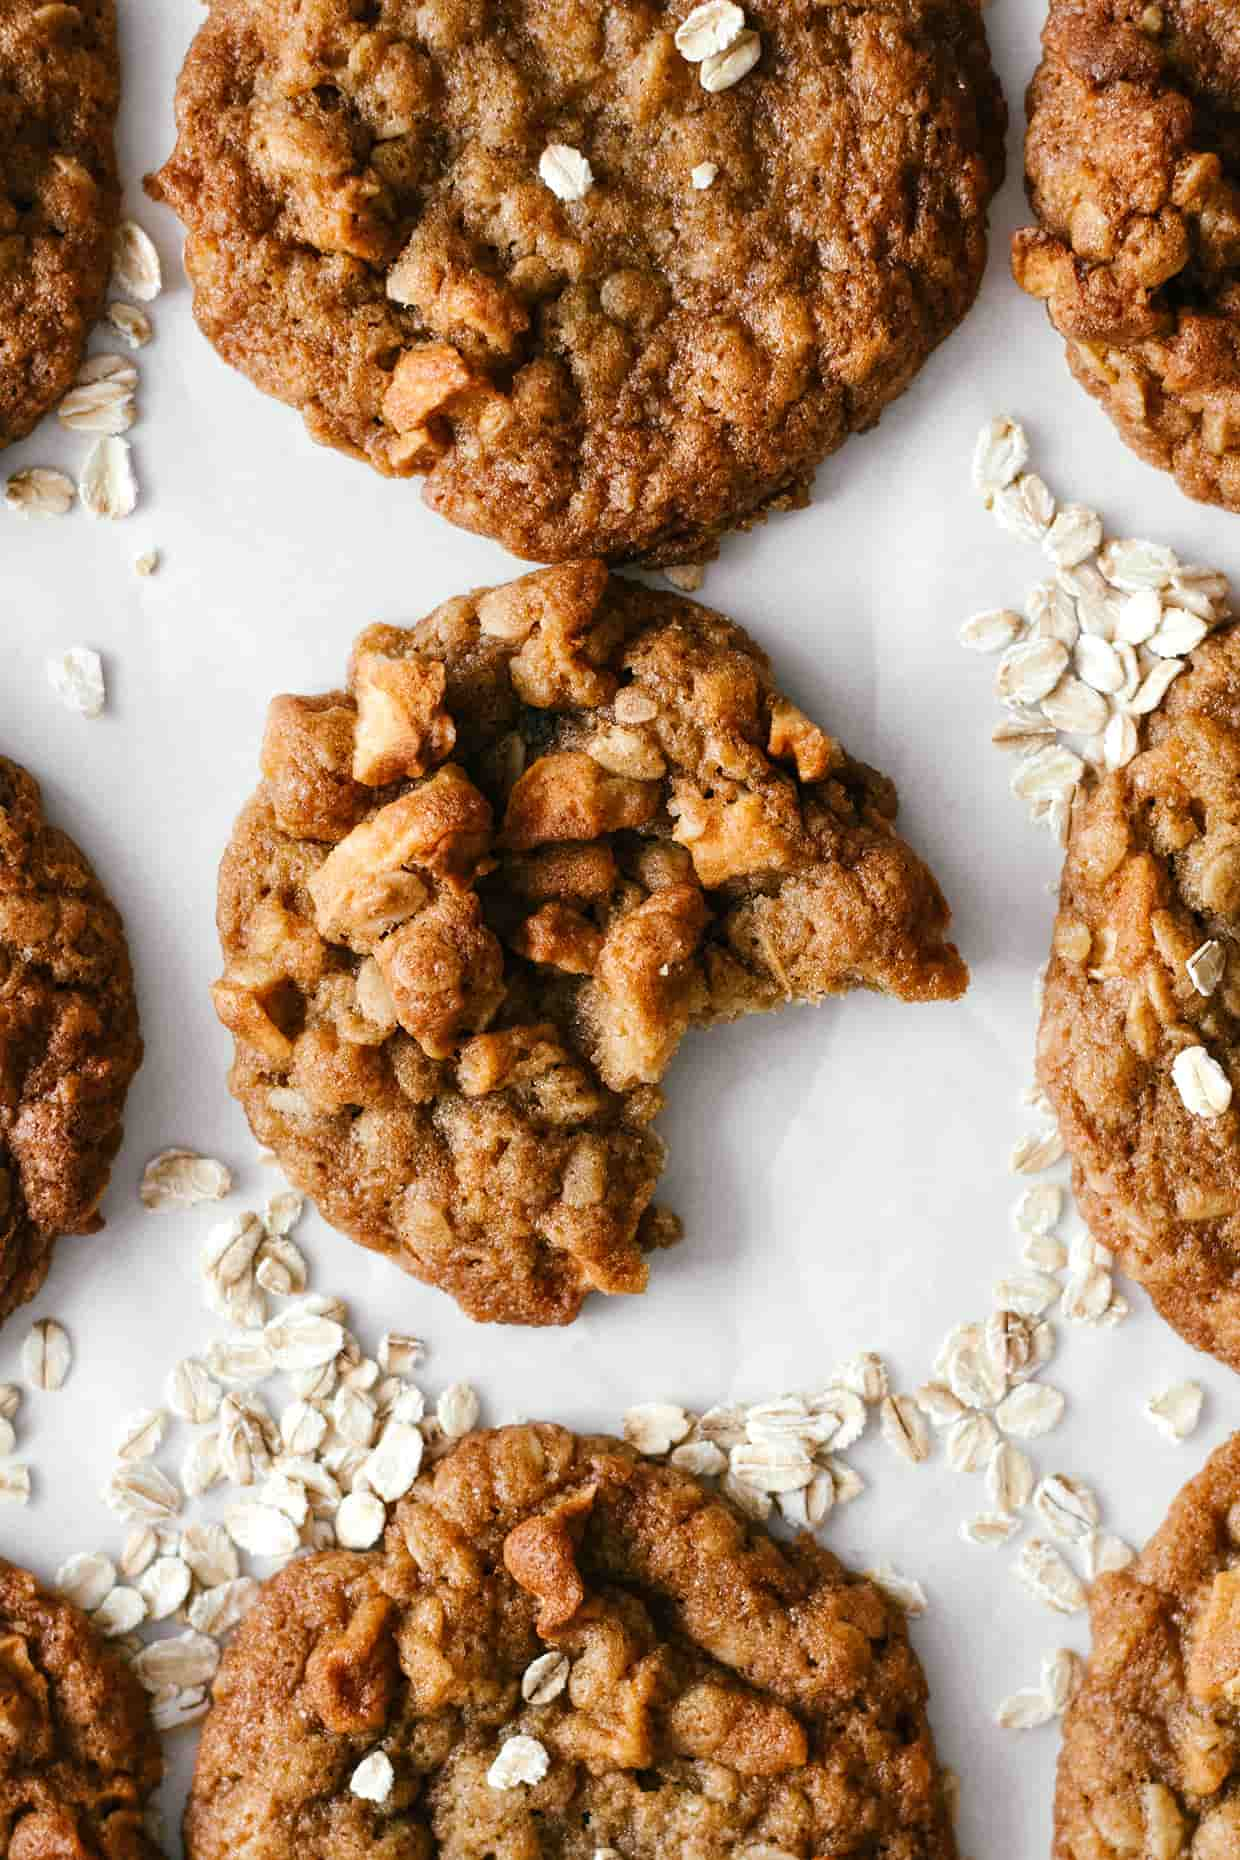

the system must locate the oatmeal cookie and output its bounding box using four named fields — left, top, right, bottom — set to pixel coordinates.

left=0, top=0, right=120, bottom=446
left=0, top=757, right=142, bottom=1323
left=1014, top=0, right=1240, bottom=516
left=214, top=563, right=967, bottom=1326
left=186, top=1422, right=958, bottom=1860
left=0, top=1557, right=164, bottom=1859
left=1054, top=1431, right=1240, bottom=1860
left=148, top=0, right=1004, bottom=567
left=1038, top=626, right=1240, bottom=1369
